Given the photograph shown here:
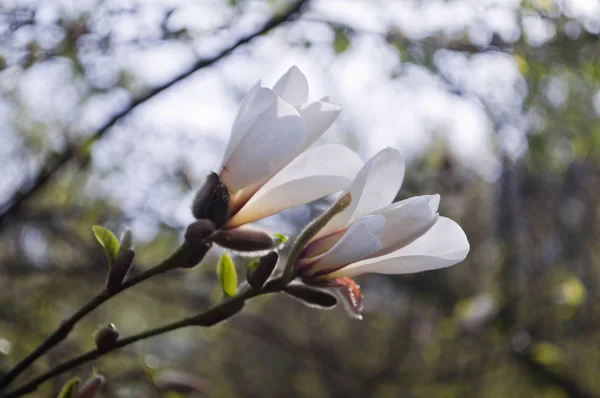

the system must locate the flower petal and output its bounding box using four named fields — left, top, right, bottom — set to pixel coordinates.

left=301, top=214, right=386, bottom=276
left=298, top=100, right=342, bottom=151
left=226, top=144, right=363, bottom=228
left=219, top=88, right=306, bottom=193
left=329, top=217, right=469, bottom=278
left=371, top=194, right=440, bottom=257
left=272, top=66, right=309, bottom=106
left=220, top=82, right=263, bottom=167
left=313, top=147, right=405, bottom=240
